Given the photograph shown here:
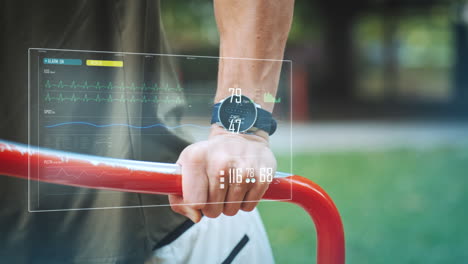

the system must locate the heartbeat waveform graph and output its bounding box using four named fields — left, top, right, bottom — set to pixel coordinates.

left=43, top=167, right=131, bottom=179
left=44, top=80, right=184, bottom=92
left=44, top=93, right=184, bottom=104
left=45, top=121, right=211, bottom=129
